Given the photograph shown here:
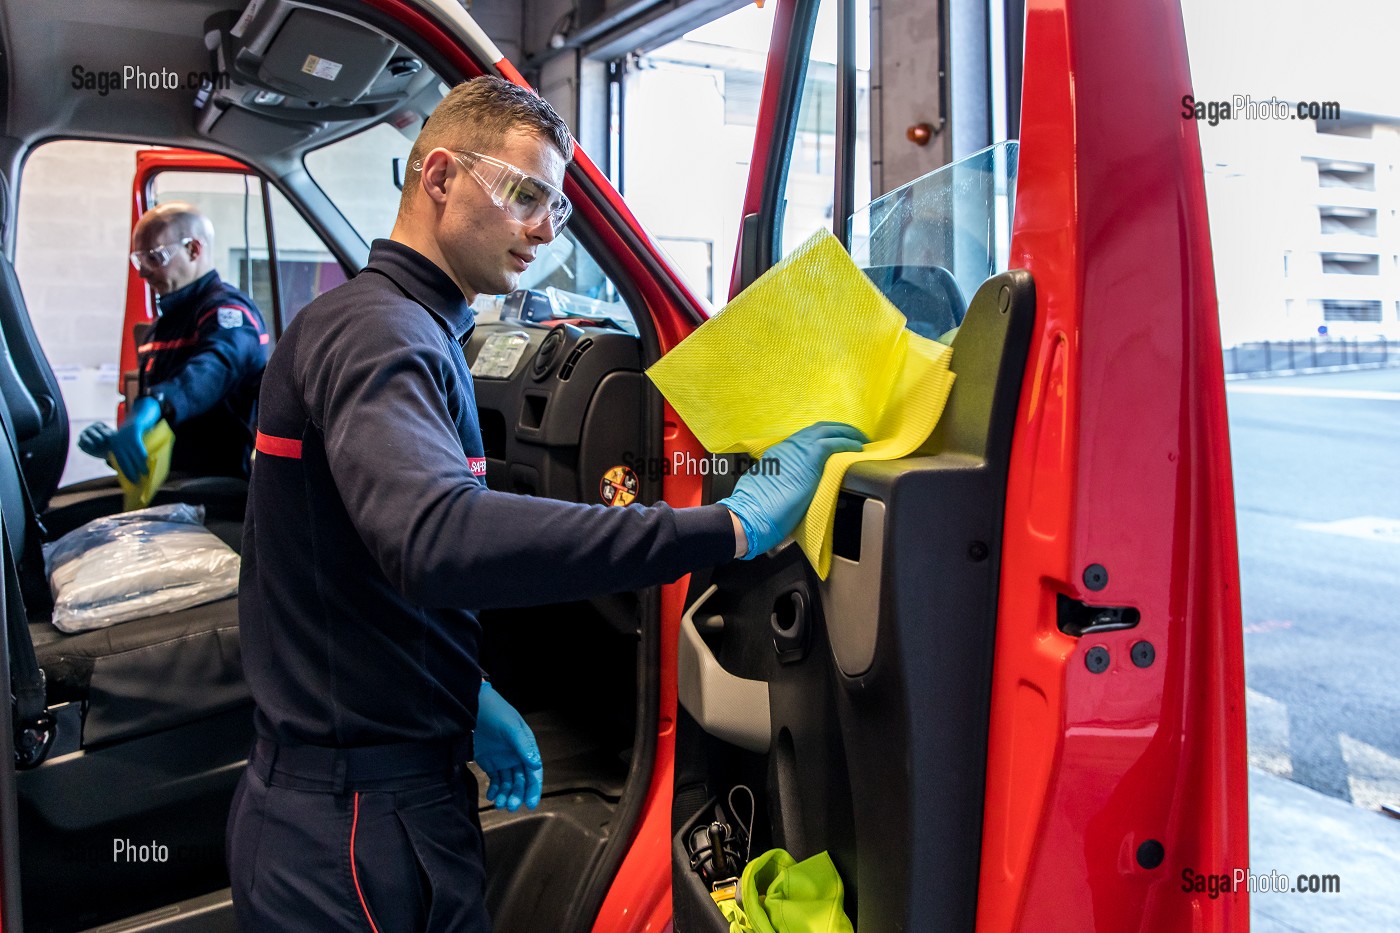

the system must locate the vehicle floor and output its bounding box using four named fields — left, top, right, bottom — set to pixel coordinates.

left=44, top=706, right=631, bottom=933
